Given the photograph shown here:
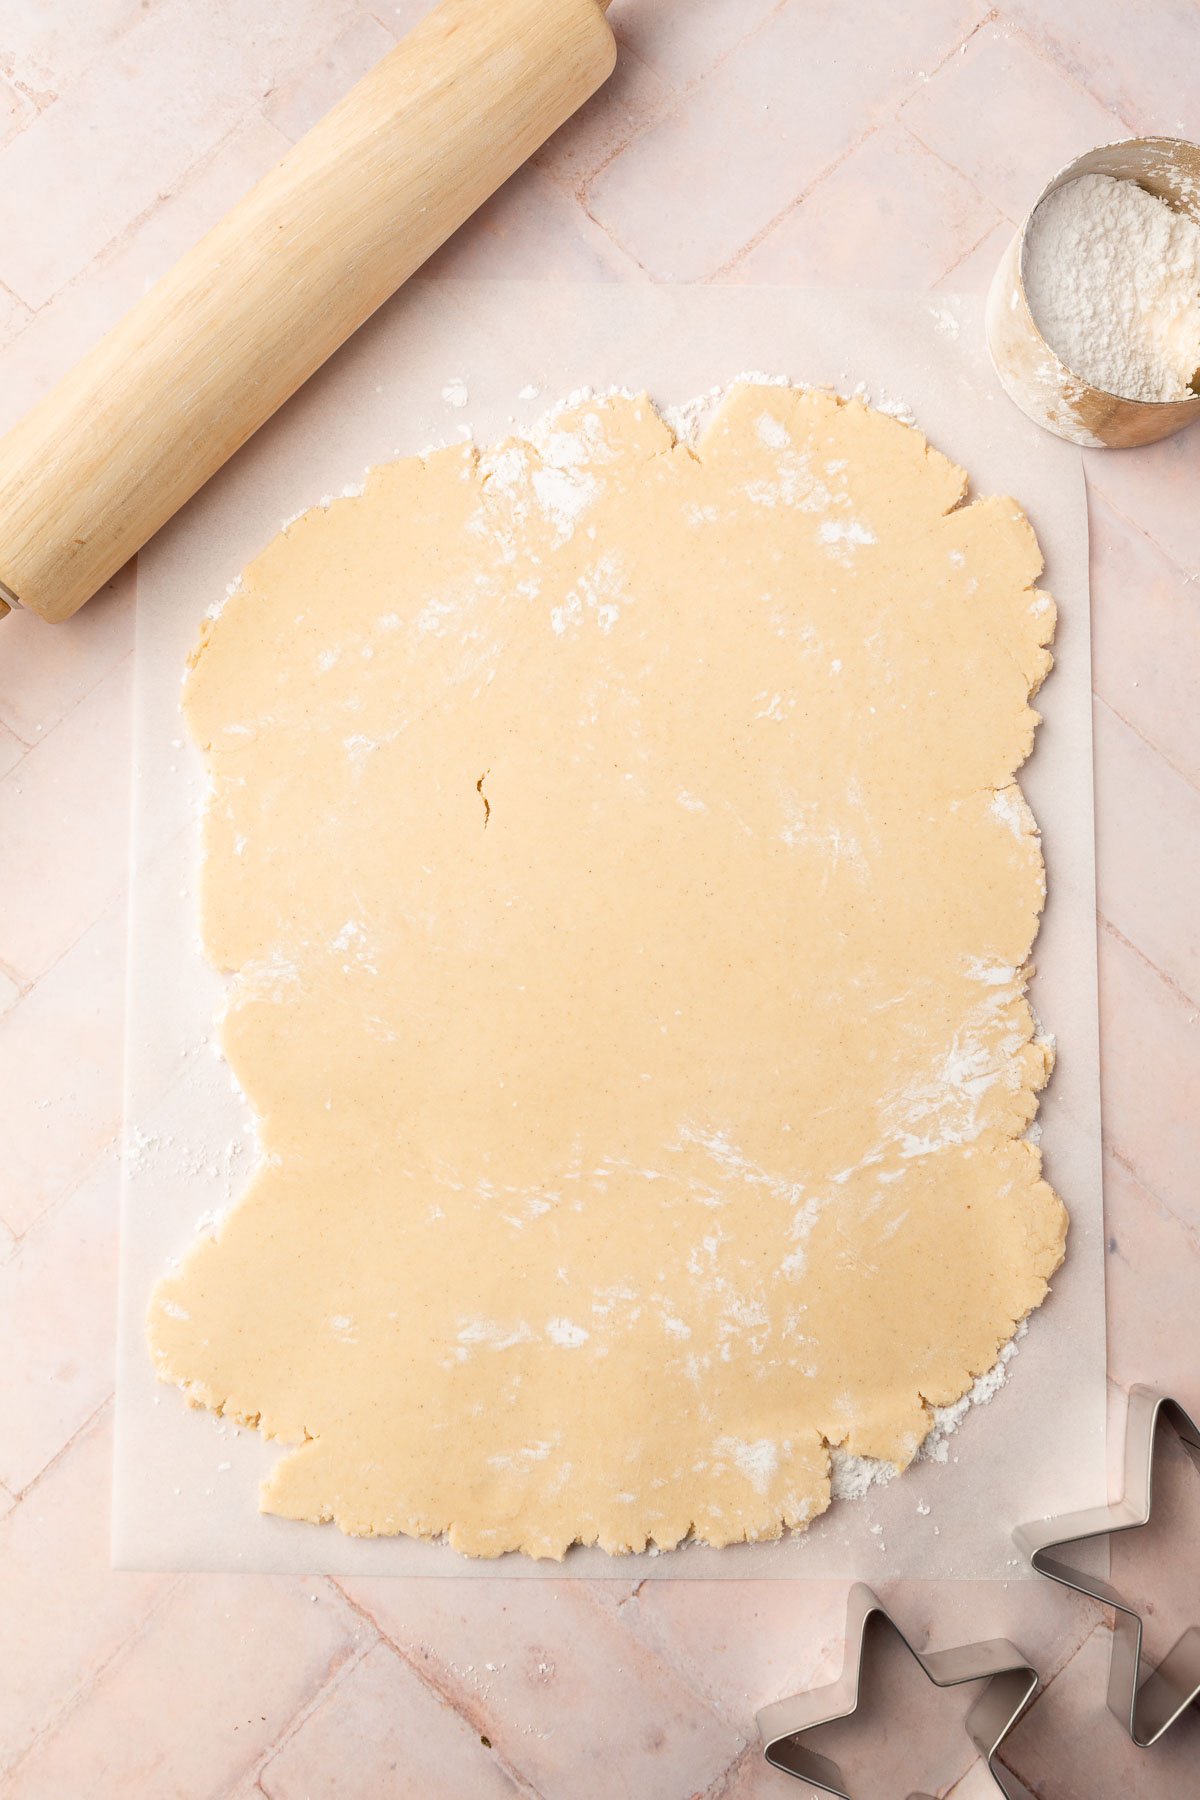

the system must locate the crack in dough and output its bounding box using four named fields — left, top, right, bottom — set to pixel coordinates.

left=148, top=384, right=1065, bottom=1559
